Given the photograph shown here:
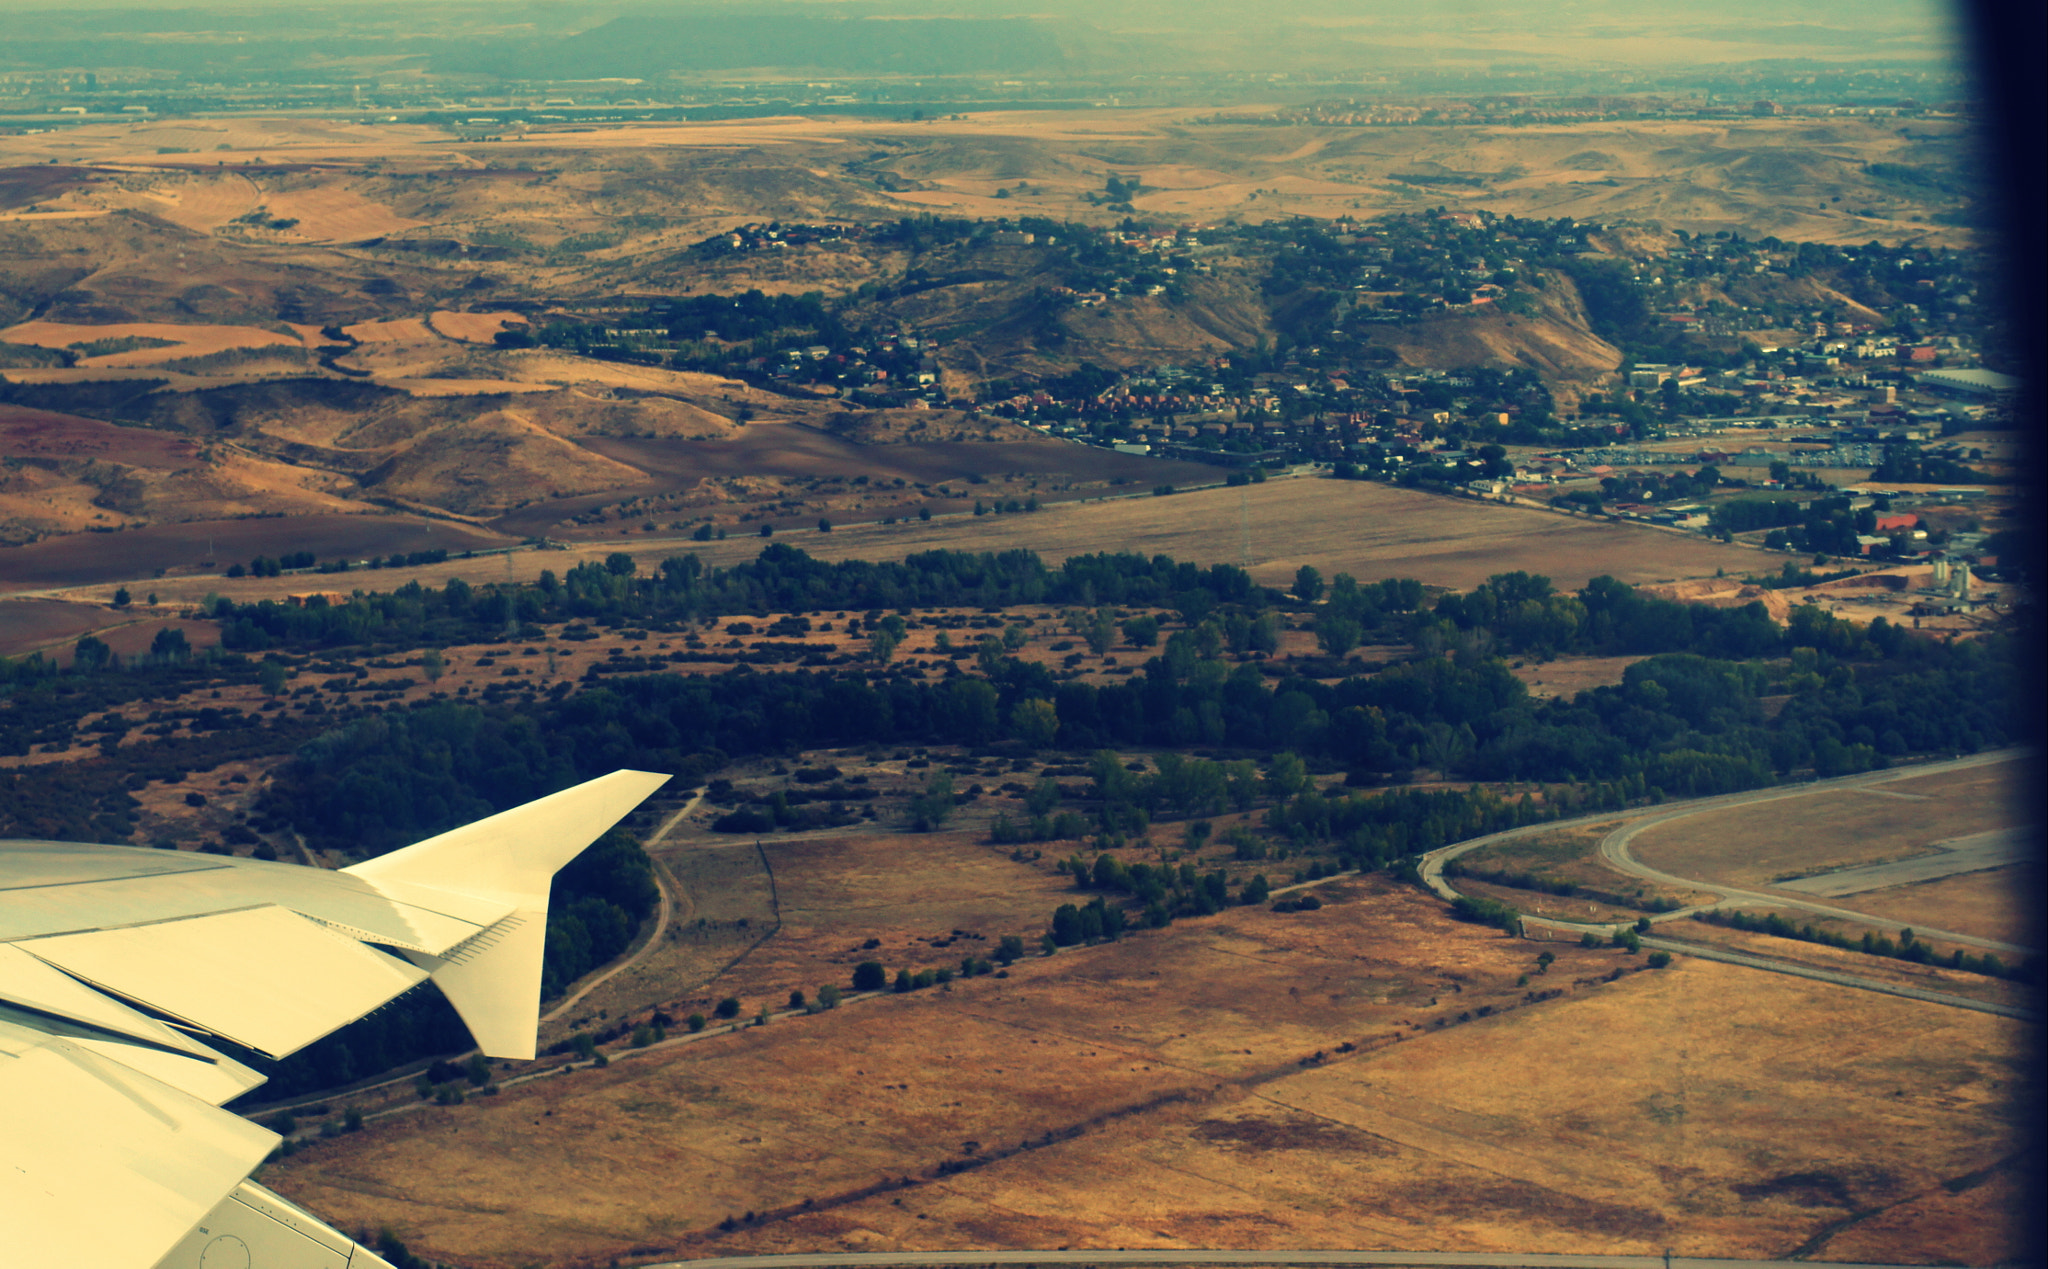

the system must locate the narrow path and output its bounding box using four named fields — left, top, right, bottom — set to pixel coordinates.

left=541, top=789, right=704, bottom=1025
